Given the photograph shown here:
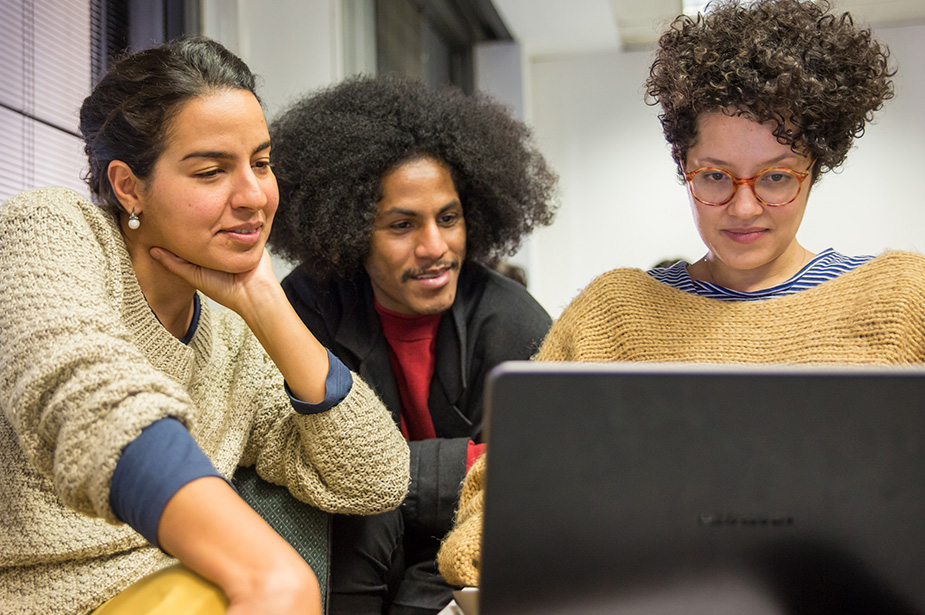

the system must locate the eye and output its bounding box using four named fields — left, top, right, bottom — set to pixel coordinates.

left=438, top=212, right=461, bottom=226
left=704, top=171, right=729, bottom=183
left=760, top=170, right=795, bottom=184
left=389, top=220, right=412, bottom=231
left=253, top=159, right=273, bottom=173
left=195, top=168, right=223, bottom=179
